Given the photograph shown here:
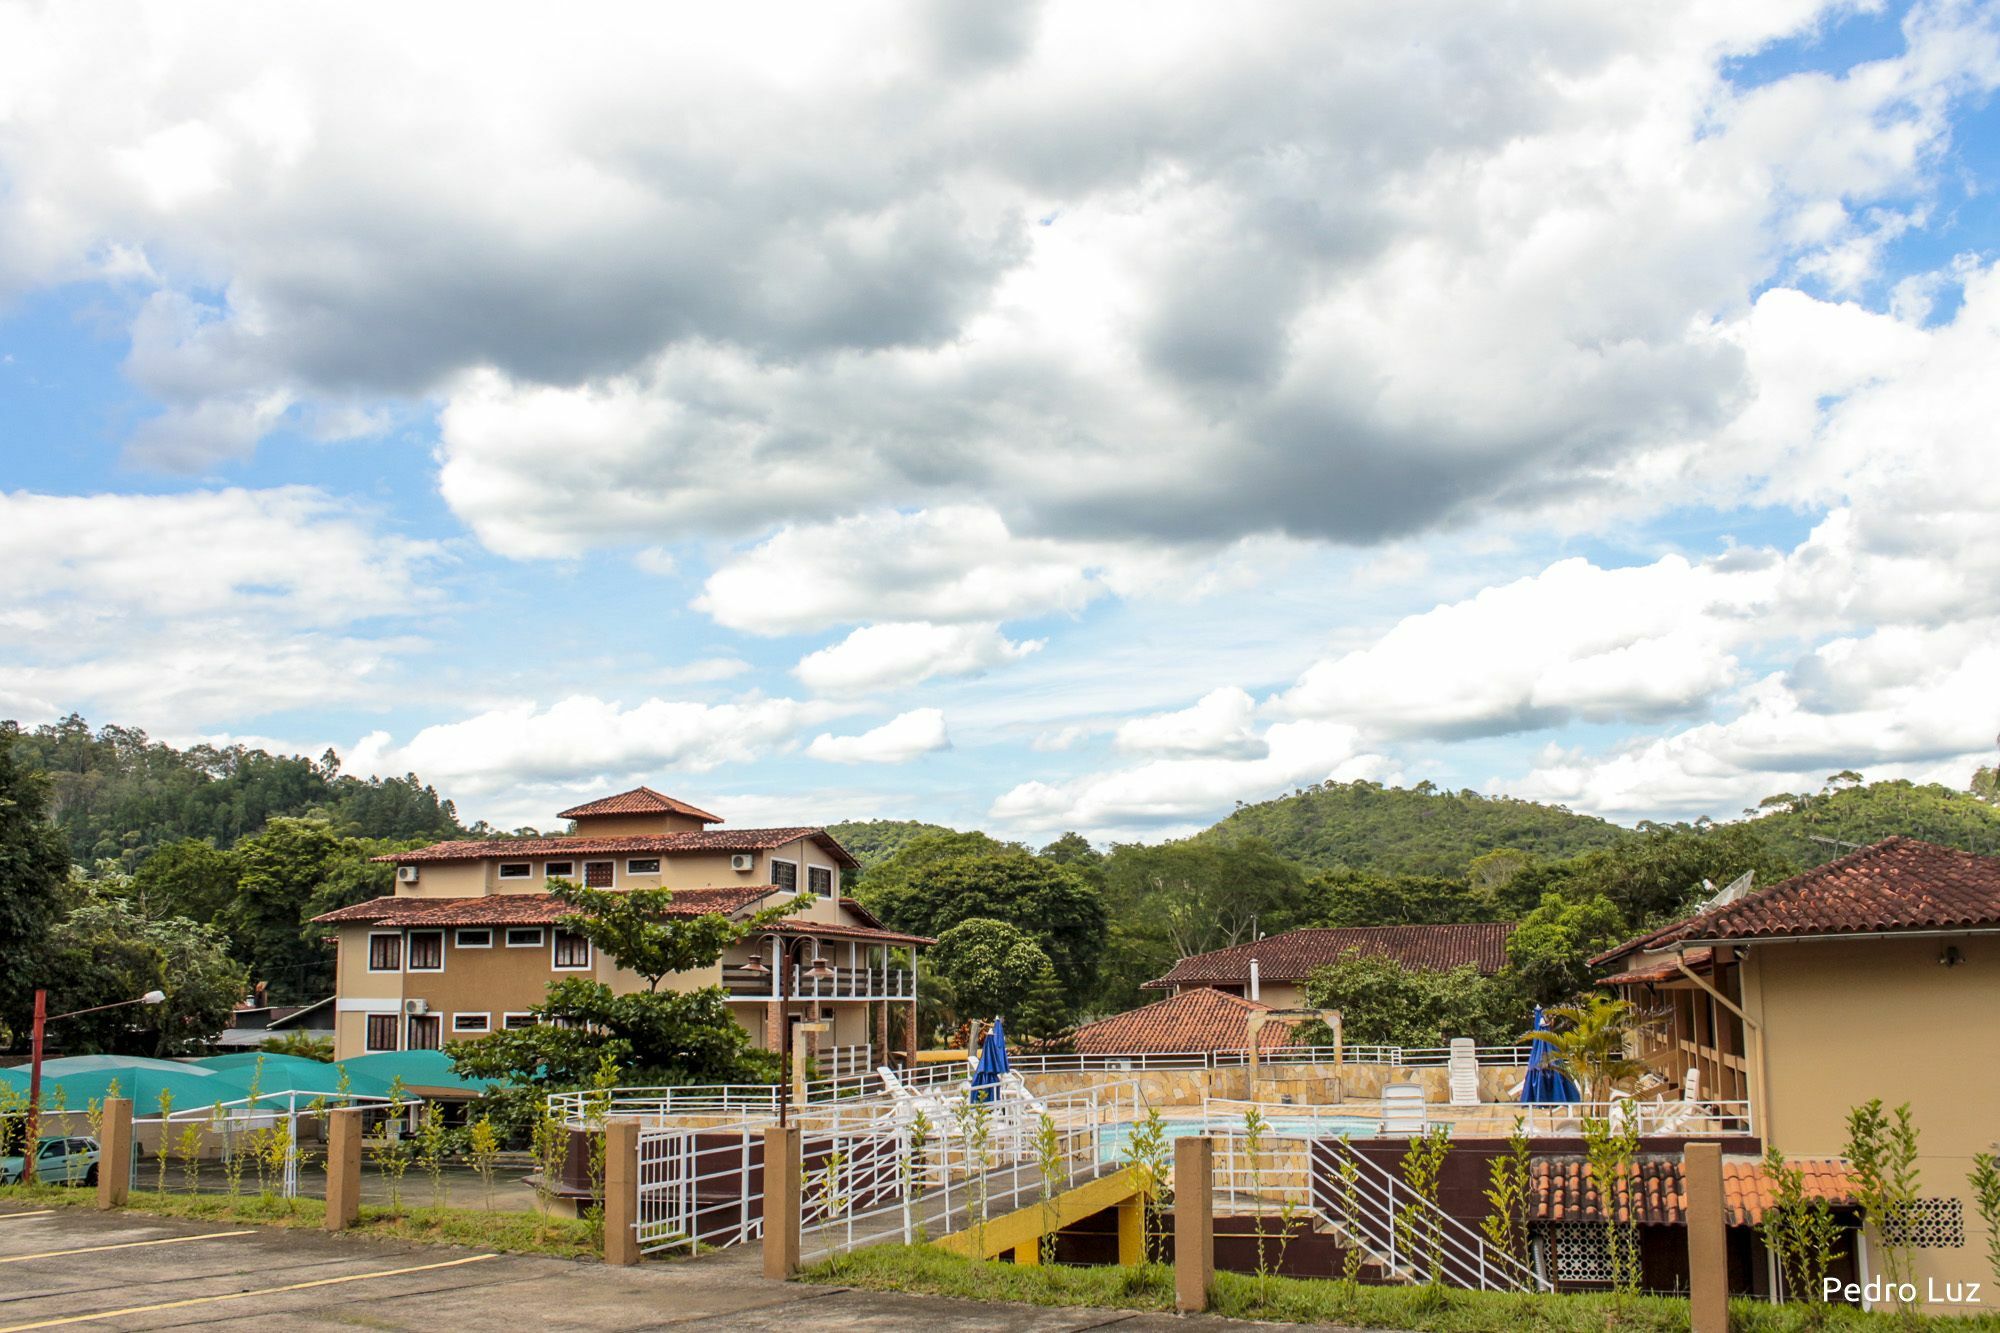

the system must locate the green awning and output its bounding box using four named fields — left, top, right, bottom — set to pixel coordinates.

left=336, top=1049, right=502, bottom=1095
